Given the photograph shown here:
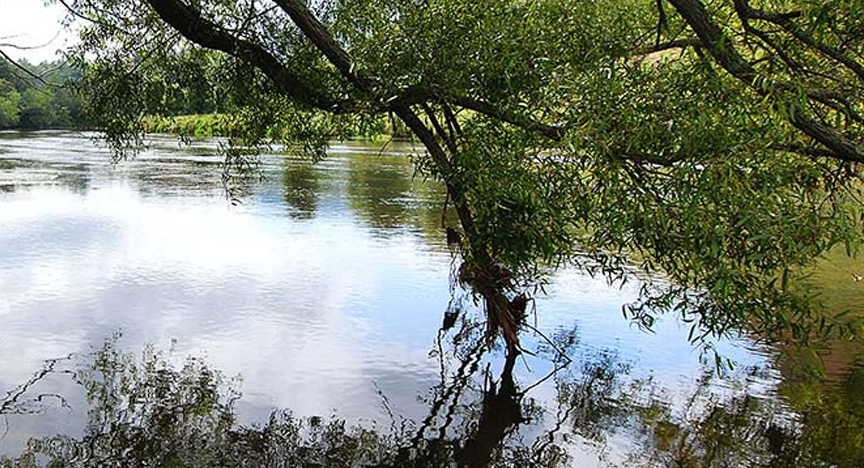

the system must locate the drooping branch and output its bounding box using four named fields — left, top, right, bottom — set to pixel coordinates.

left=447, top=94, right=565, bottom=141
left=0, top=49, right=53, bottom=88
left=141, top=0, right=477, bottom=241
left=271, top=0, right=564, bottom=145
left=667, top=0, right=864, bottom=164
left=266, top=0, right=527, bottom=349
left=146, top=0, right=563, bottom=144
left=0, top=30, right=61, bottom=51
left=422, top=102, right=458, bottom=154
left=55, top=0, right=135, bottom=35
left=270, top=0, right=372, bottom=91
left=391, top=85, right=566, bottom=141
left=629, top=37, right=701, bottom=57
